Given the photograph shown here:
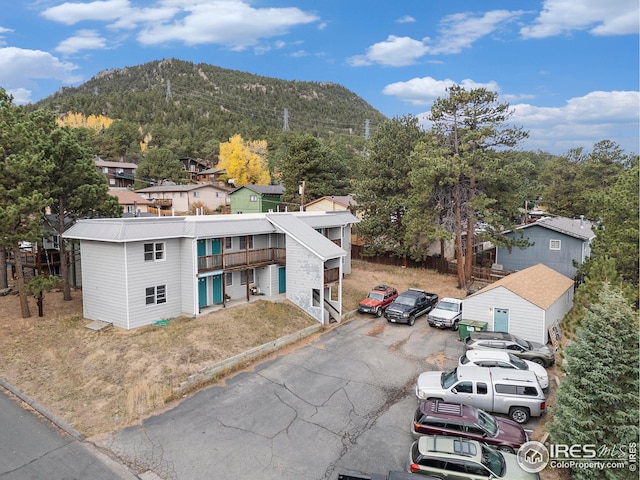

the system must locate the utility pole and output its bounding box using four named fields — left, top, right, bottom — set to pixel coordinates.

left=299, top=180, right=305, bottom=211
left=283, top=108, right=289, bottom=131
